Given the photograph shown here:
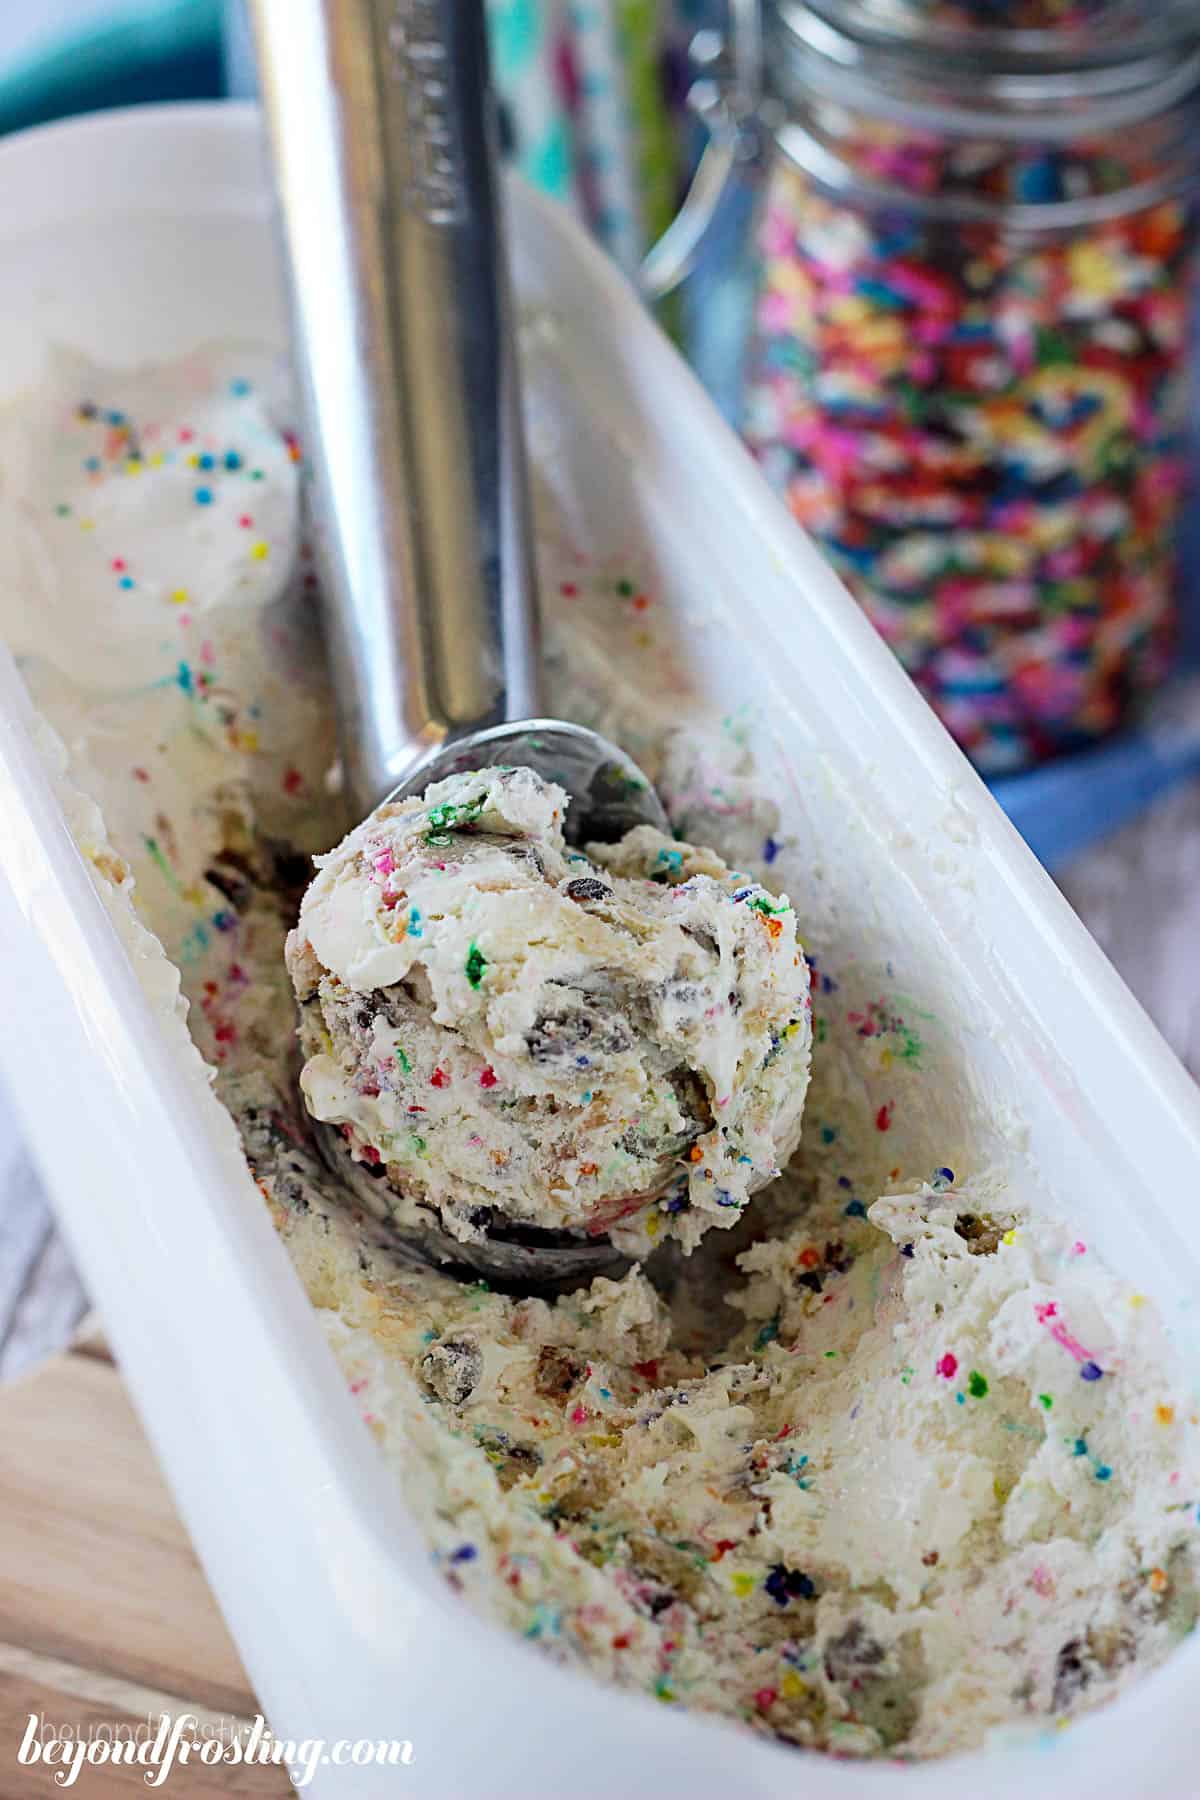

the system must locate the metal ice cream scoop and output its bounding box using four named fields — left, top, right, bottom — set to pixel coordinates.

left=250, top=0, right=669, bottom=1286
